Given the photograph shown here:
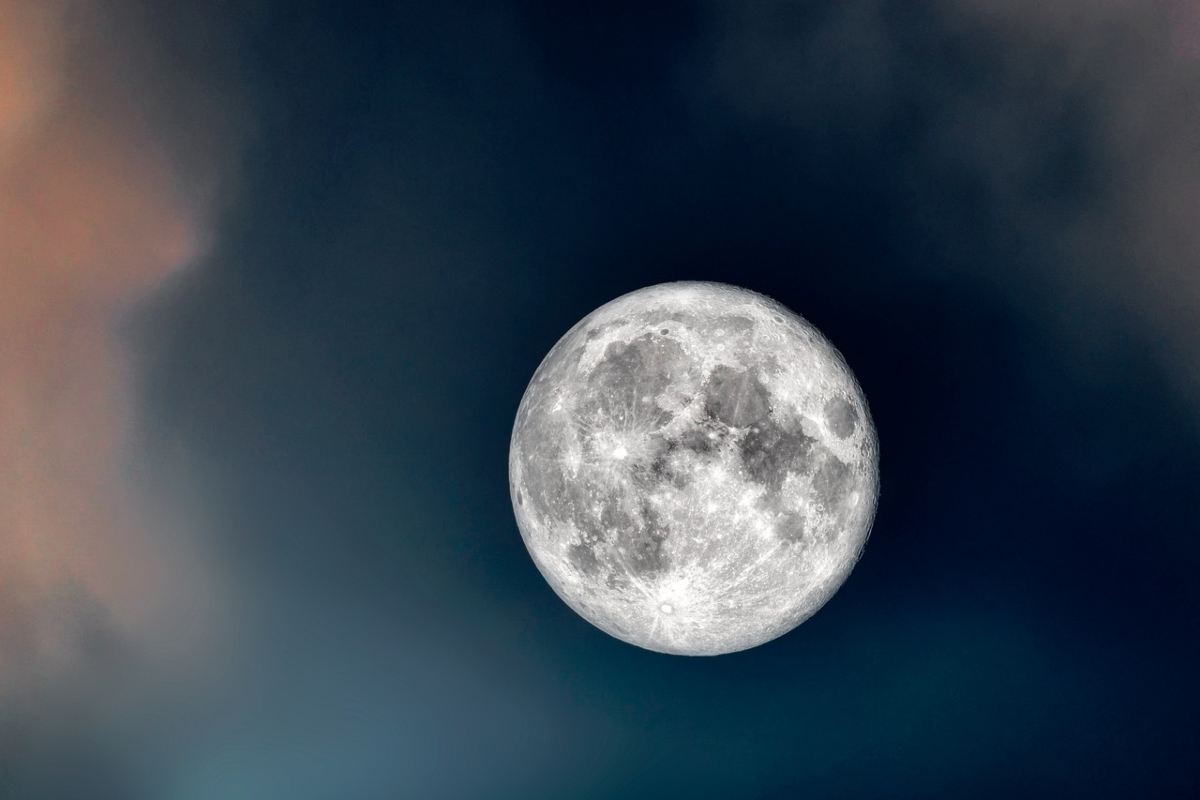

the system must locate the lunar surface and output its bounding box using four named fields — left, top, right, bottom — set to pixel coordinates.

left=509, top=282, right=878, bottom=655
